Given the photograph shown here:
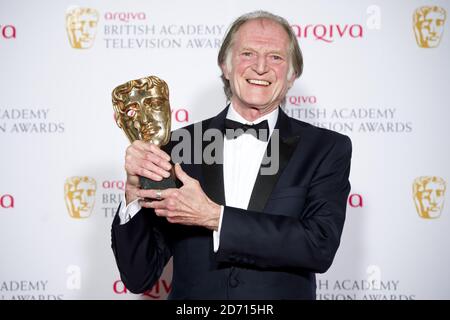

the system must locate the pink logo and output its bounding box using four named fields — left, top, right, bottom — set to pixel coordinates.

left=172, top=108, right=189, bottom=123
left=288, top=95, right=317, bottom=106
left=348, top=193, right=363, bottom=208
left=102, top=180, right=125, bottom=190
left=113, top=279, right=171, bottom=299
left=0, top=194, right=14, bottom=208
left=1, top=25, right=16, bottom=39
left=104, top=12, right=146, bottom=22
left=291, top=24, right=363, bottom=43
